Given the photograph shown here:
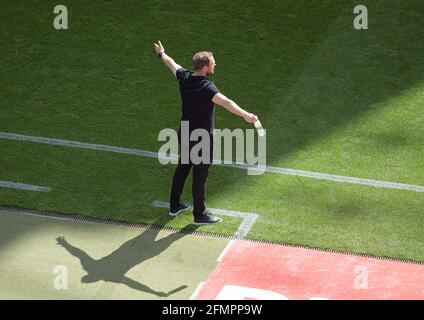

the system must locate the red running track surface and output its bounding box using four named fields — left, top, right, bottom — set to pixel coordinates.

left=194, top=240, right=424, bottom=300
